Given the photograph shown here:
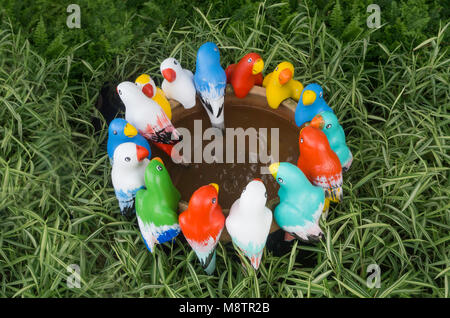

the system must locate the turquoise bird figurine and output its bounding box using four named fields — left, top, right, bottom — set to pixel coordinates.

left=310, top=111, right=353, bottom=172
left=269, top=162, right=325, bottom=242
left=295, top=83, right=333, bottom=128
